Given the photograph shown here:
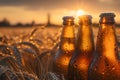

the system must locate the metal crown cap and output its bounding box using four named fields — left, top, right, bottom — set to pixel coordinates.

left=79, top=15, right=92, bottom=25
left=79, top=15, right=92, bottom=19
left=99, top=13, right=115, bottom=18
left=63, top=16, right=74, bottom=21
